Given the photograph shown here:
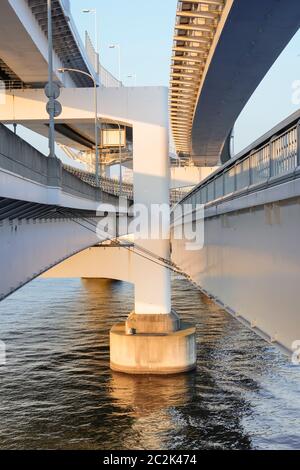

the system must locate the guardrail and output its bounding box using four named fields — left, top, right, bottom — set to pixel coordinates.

left=63, top=165, right=194, bottom=204
left=63, top=165, right=133, bottom=199
left=85, top=31, right=122, bottom=88
left=0, top=124, right=121, bottom=203
left=0, top=80, right=26, bottom=90
left=179, top=114, right=300, bottom=208
left=170, top=186, right=195, bottom=205
left=99, top=64, right=122, bottom=88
